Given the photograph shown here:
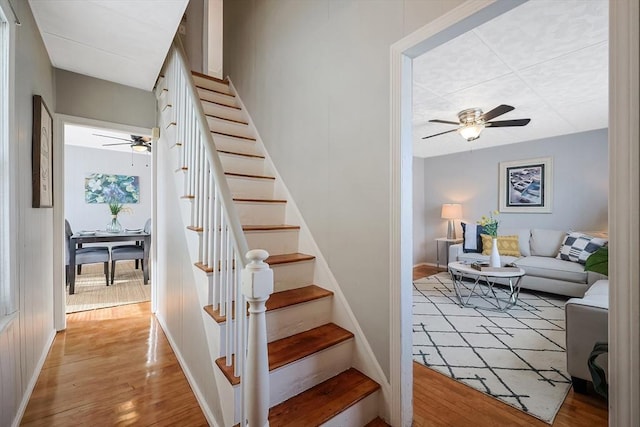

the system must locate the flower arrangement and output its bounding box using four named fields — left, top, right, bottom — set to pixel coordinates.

left=108, top=200, right=132, bottom=217
left=478, top=210, right=499, bottom=238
